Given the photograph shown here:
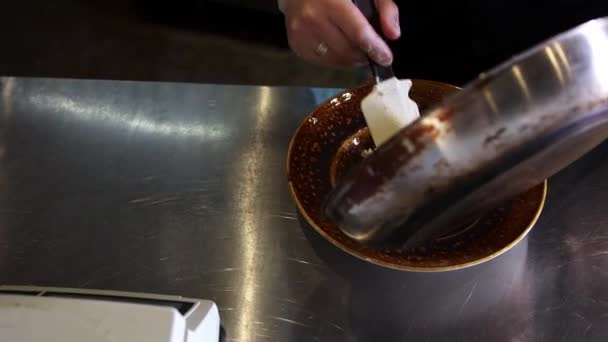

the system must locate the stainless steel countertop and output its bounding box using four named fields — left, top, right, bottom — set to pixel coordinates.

left=0, top=77, right=607, bottom=341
